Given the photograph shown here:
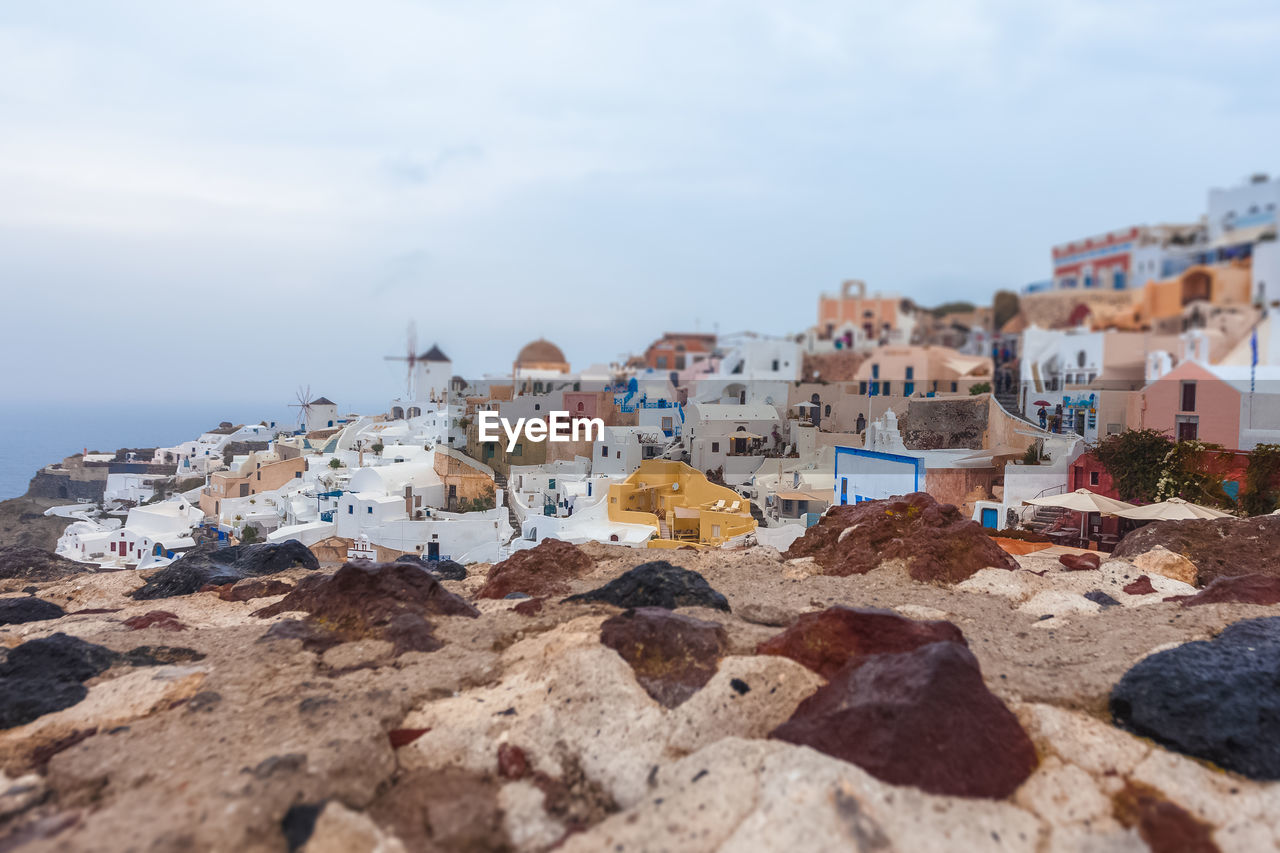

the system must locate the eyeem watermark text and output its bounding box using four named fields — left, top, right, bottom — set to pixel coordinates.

left=476, top=411, right=605, bottom=451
